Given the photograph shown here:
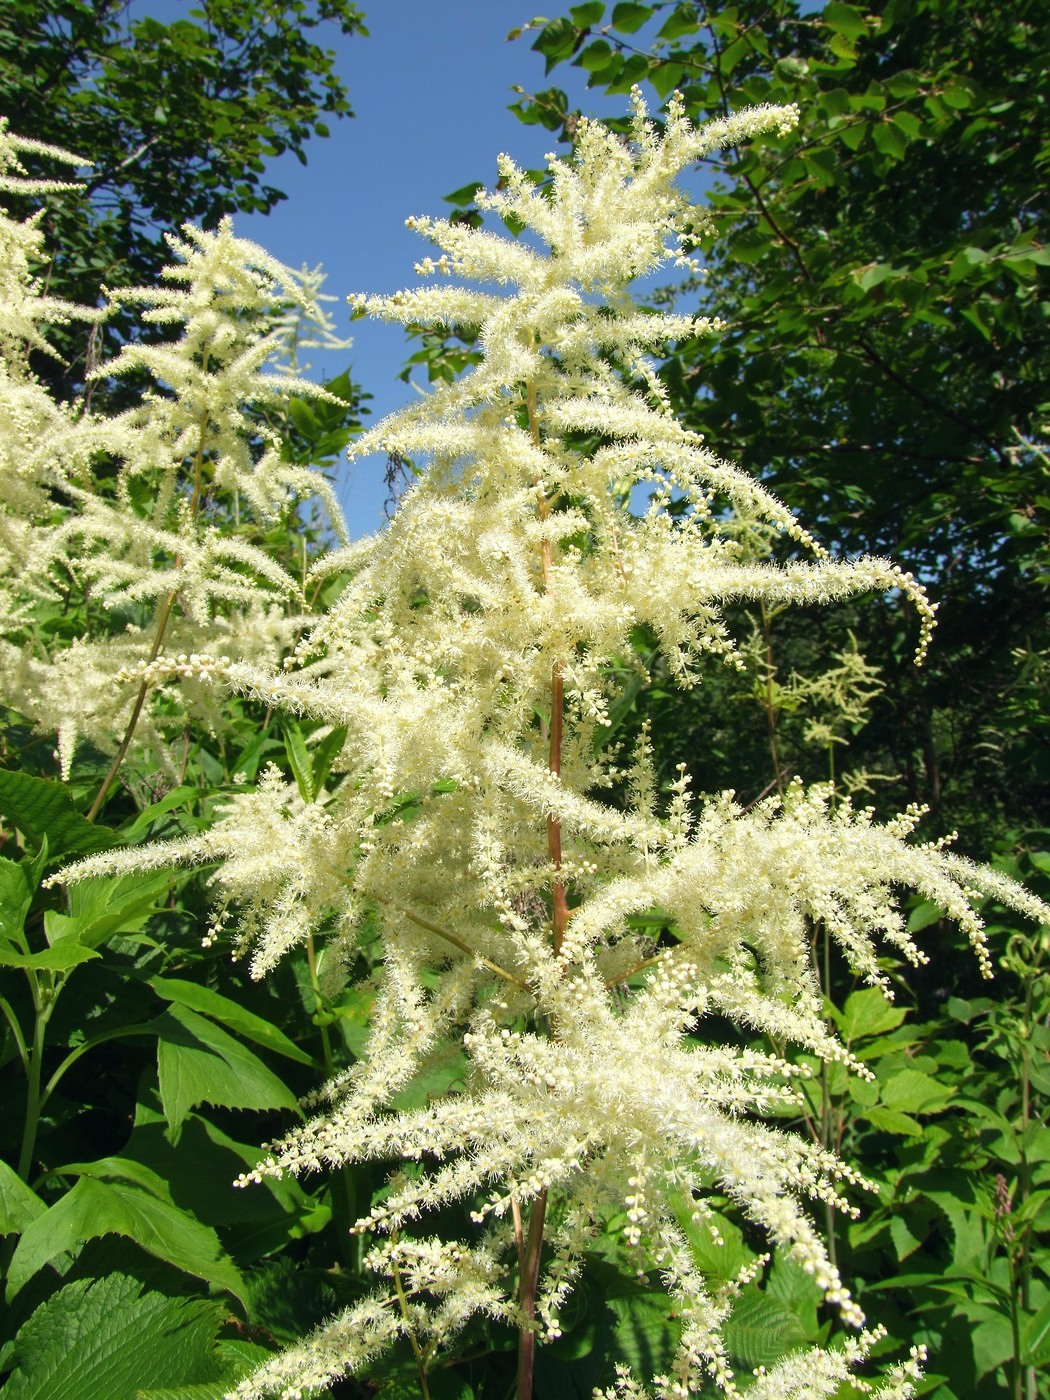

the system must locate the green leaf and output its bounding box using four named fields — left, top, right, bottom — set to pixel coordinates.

left=156, top=1004, right=301, bottom=1142
left=879, top=1067, right=954, bottom=1114
left=0, top=771, right=120, bottom=860
left=863, top=1105, right=924, bottom=1136
left=283, top=721, right=315, bottom=802
left=6, top=1176, right=247, bottom=1308
left=658, top=4, right=699, bottom=40
left=610, top=2, right=653, bottom=34
left=151, top=977, right=314, bottom=1065
left=0, top=854, right=34, bottom=945
left=723, top=1287, right=810, bottom=1367
left=570, top=2, right=605, bottom=24
left=0, top=941, right=100, bottom=972
left=1022, top=1300, right=1050, bottom=1367
left=889, top=1213, right=924, bottom=1261
left=871, top=120, right=908, bottom=159
left=836, top=988, right=907, bottom=1042
left=607, top=1287, right=680, bottom=1378
left=310, top=724, right=348, bottom=794
left=823, top=2, right=868, bottom=40
left=0, top=1160, right=47, bottom=1234
left=2, top=1274, right=235, bottom=1400
left=43, top=869, right=174, bottom=950
left=972, top=1313, right=1016, bottom=1379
